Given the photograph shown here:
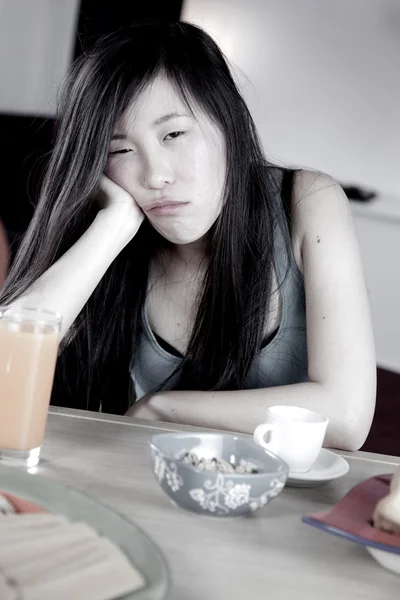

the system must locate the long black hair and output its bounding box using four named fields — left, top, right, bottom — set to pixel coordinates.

left=0, top=22, right=296, bottom=414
